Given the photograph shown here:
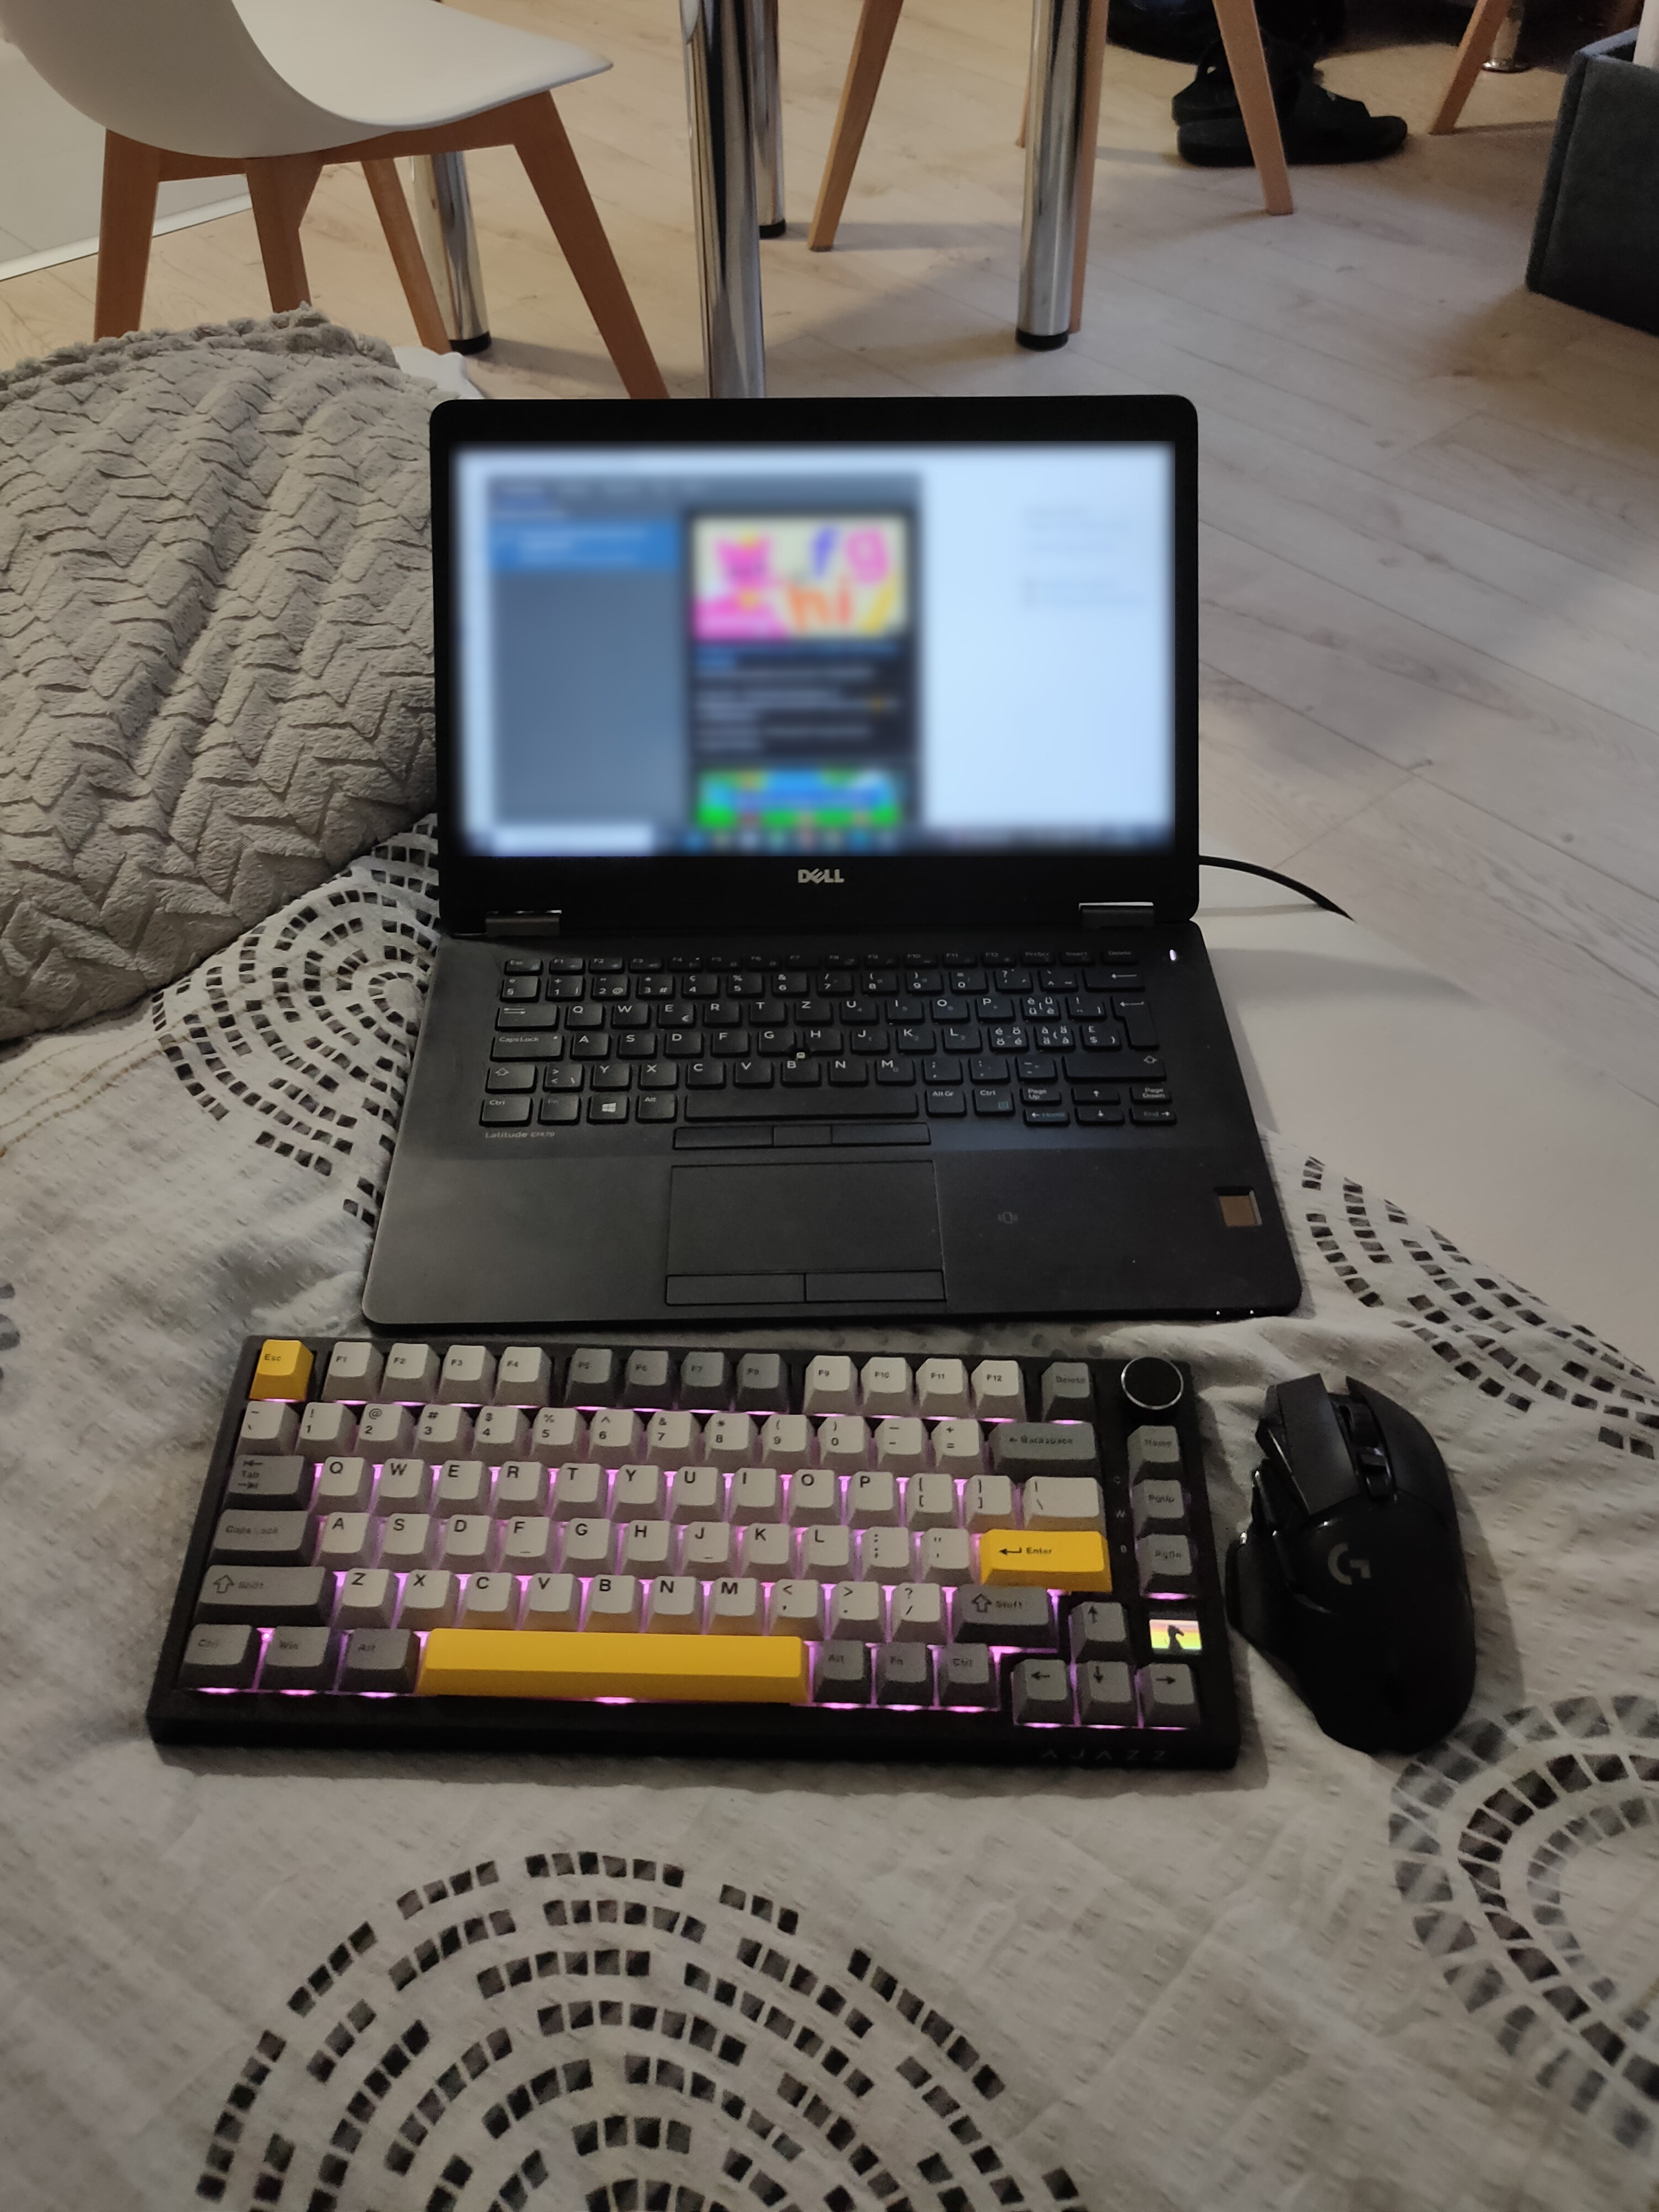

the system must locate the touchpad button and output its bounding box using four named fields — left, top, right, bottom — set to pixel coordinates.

left=667, top=1163, right=943, bottom=1277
